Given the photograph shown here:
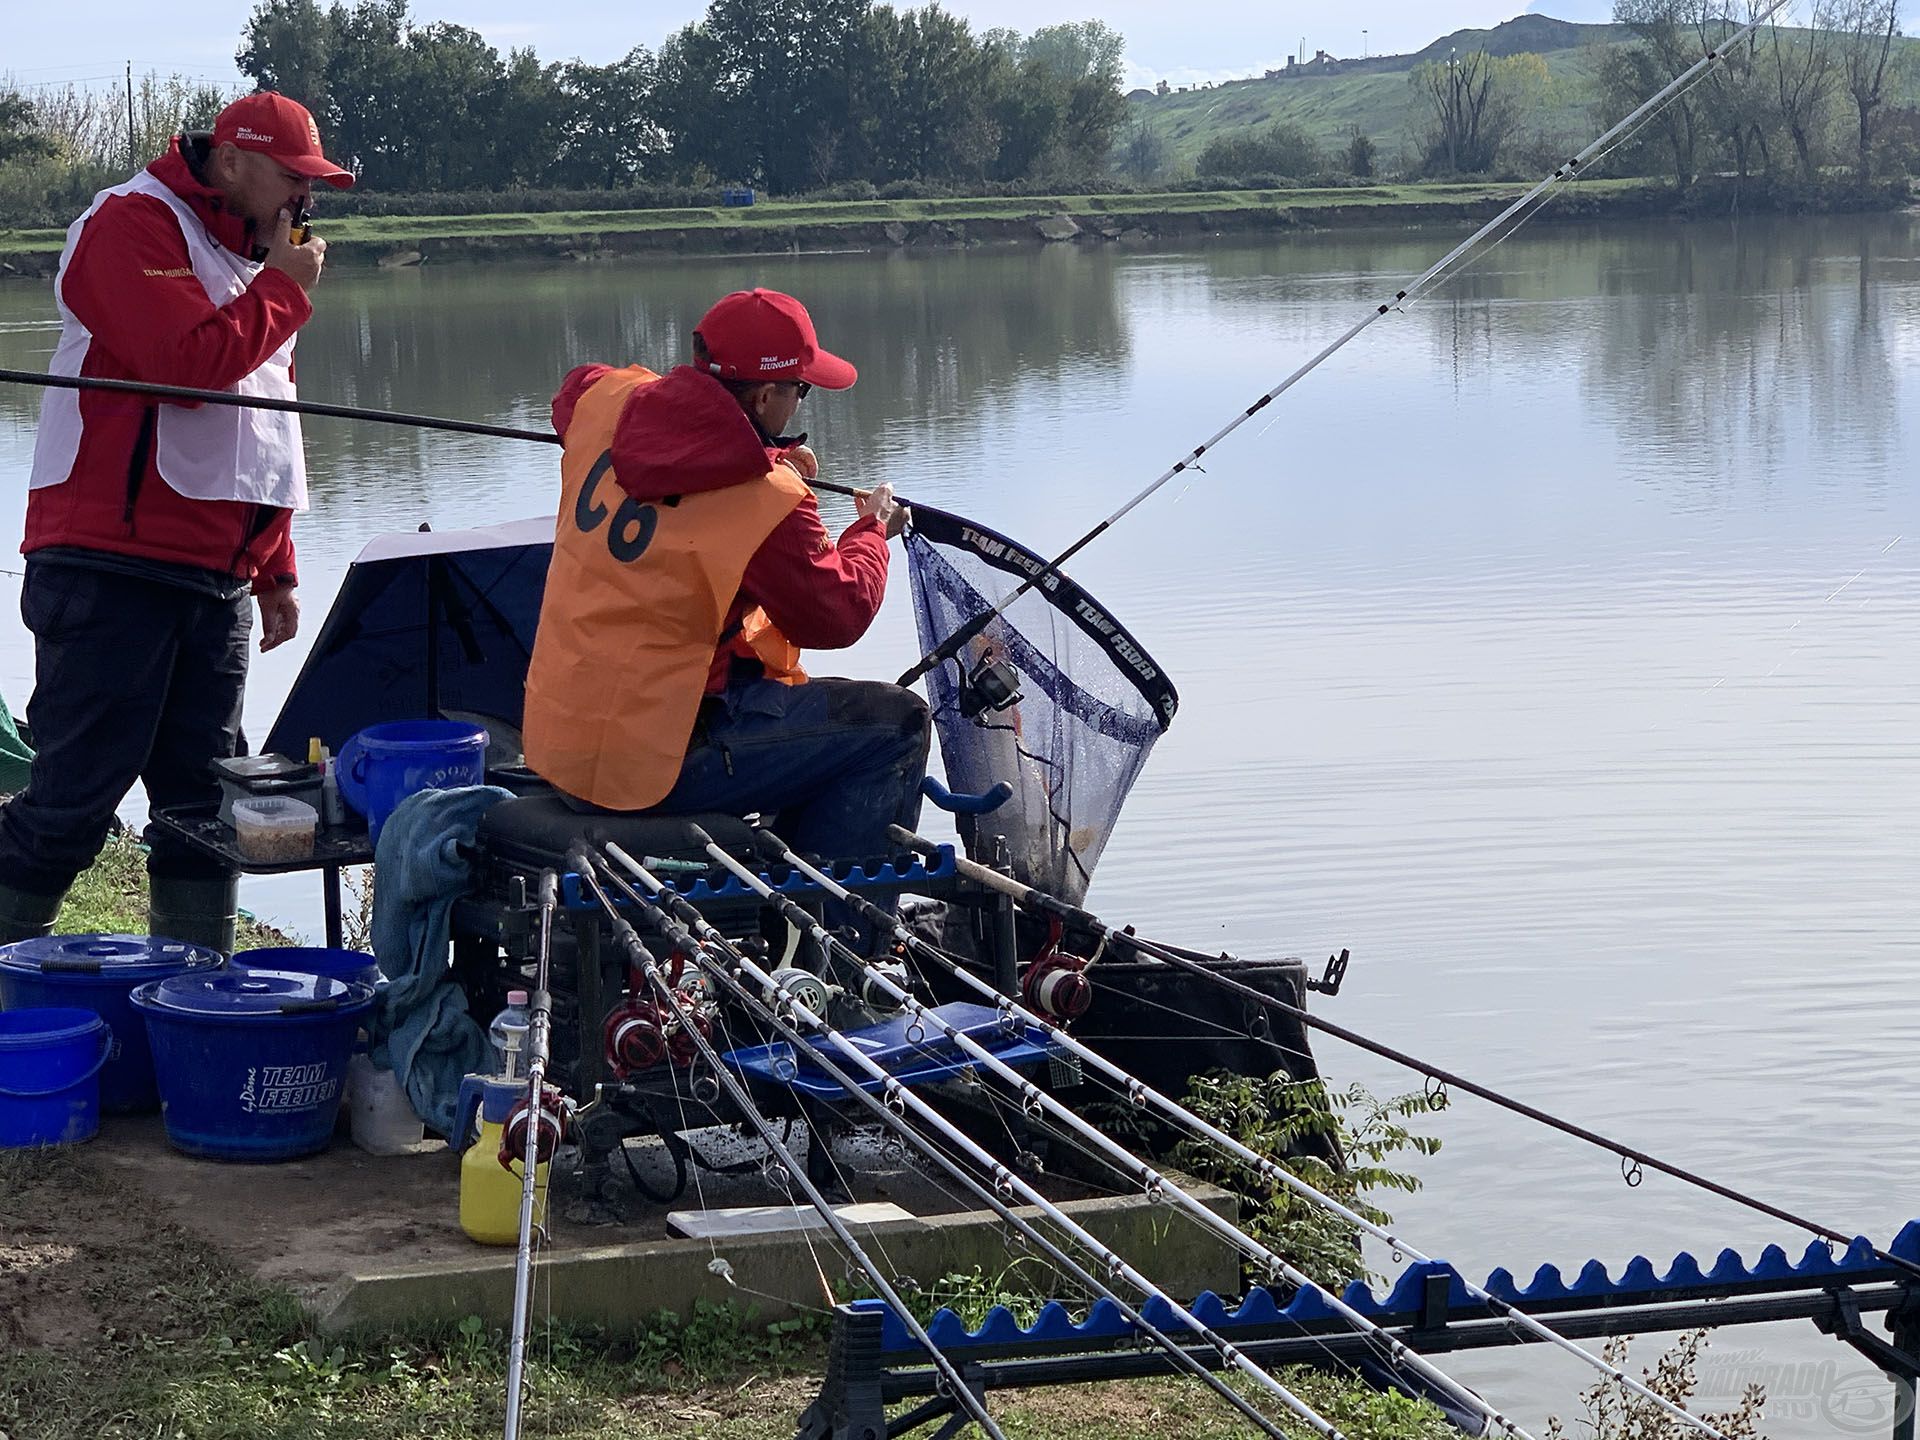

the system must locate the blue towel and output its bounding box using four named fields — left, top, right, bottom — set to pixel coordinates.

left=367, top=784, right=514, bottom=1136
